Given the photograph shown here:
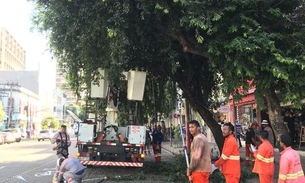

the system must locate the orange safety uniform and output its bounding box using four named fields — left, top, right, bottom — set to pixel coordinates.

left=252, top=140, right=274, bottom=183
left=278, top=147, right=305, bottom=183
left=214, top=134, right=240, bottom=183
